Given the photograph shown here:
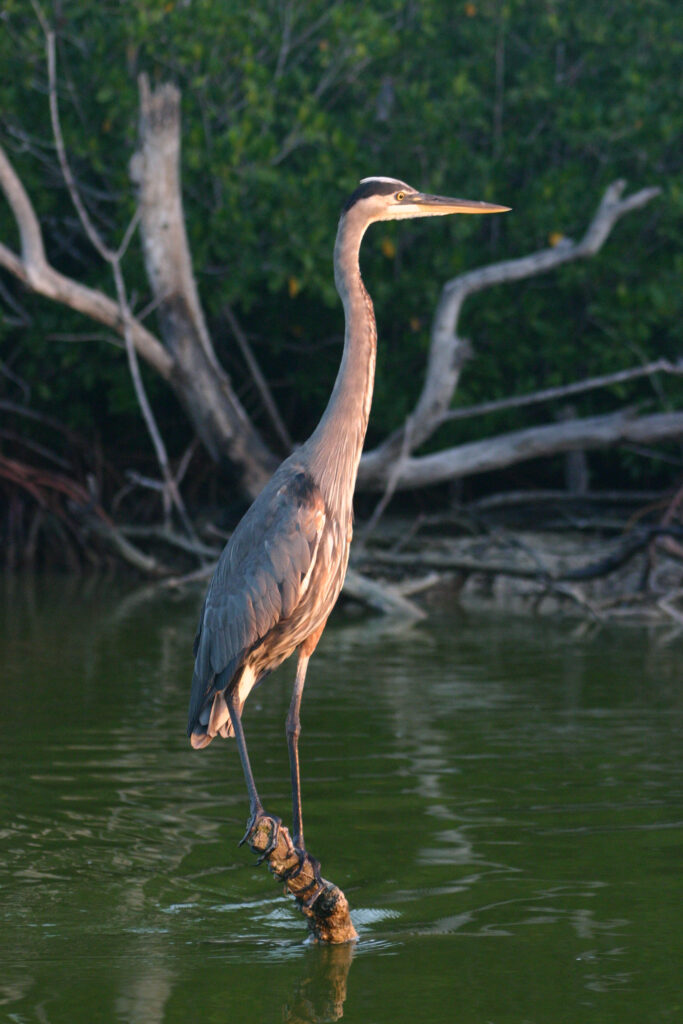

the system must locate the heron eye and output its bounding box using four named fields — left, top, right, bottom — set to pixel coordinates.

left=395, top=191, right=405, bottom=201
